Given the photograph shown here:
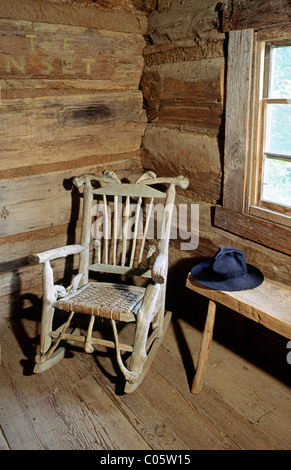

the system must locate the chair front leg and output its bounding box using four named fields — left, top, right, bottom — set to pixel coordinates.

left=38, top=261, right=57, bottom=357
left=129, top=283, right=160, bottom=379
left=111, top=319, right=139, bottom=384
left=35, top=261, right=68, bottom=372
left=151, top=284, right=166, bottom=336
